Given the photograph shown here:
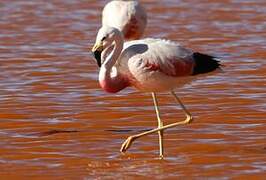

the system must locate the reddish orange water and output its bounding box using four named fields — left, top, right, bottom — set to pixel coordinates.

left=0, top=0, right=266, bottom=179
